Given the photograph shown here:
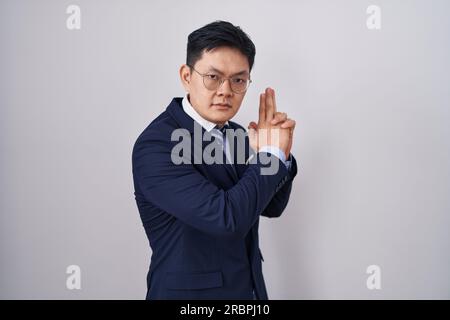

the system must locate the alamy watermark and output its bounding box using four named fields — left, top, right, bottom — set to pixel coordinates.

left=66, top=264, right=81, bottom=290
left=170, top=126, right=282, bottom=176
left=366, top=264, right=382, bottom=290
